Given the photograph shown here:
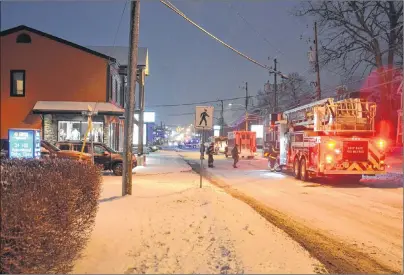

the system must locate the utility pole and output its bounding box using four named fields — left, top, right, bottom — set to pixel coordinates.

left=219, top=100, right=224, bottom=136
left=245, top=82, right=248, bottom=131
left=273, top=58, right=278, bottom=112
left=314, top=21, right=321, bottom=100
left=122, top=0, right=140, bottom=196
